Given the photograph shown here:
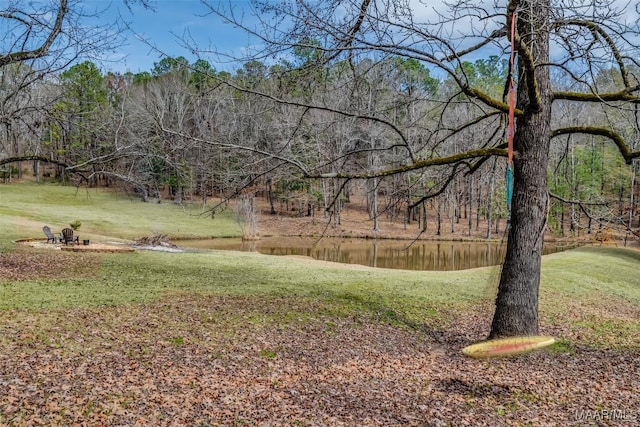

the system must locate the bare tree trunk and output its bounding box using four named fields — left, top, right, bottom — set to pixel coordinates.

left=322, top=179, right=329, bottom=219
left=422, top=201, right=427, bottom=233
left=372, top=180, right=379, bottom=232
left=468, top=175, right=473, bottom=236
left=174, top=185, right=183, bottom=204
left=235, top=195, right=259, bottom=240
left=267, top=178, right=276, bottom=214
left=476, top=174, right=482, bottom=231
left=491, top=0, right=552, bottom=337
left=436, top=197, right=442, bottom=236
left=33, top=160, right=41, bottom=183
left=630, top=164, right=637, bottom=233
left=569, top=136, right=577, bottom=234
left=449, top=190, right=455, bottom=234
left=486, top=171, right=494, bottom=240
left=332, top=179, right=342, bottom=226
left=367, top=177, right=379, bottom=231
